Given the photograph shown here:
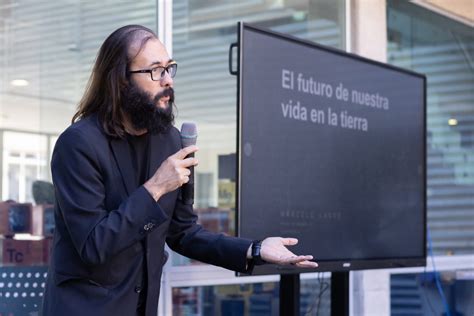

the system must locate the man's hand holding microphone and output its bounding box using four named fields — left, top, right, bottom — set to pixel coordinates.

left=143, top=145, right=199, bottom=202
